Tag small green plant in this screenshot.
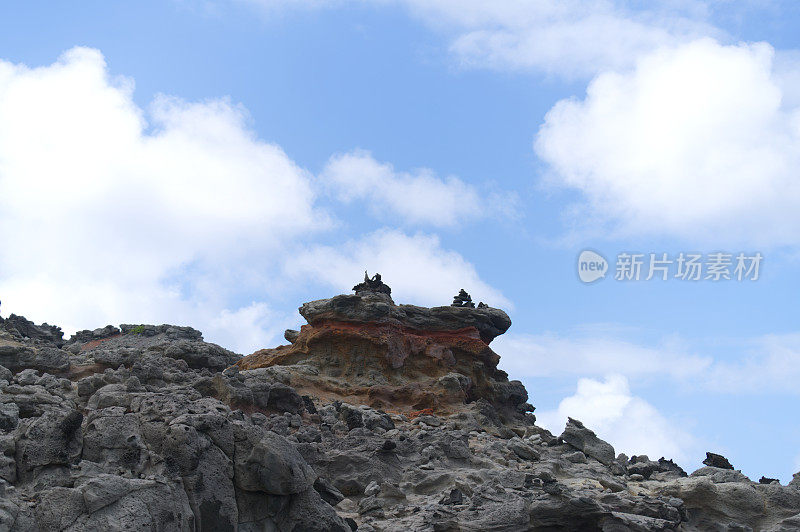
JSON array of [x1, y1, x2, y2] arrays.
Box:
[[129, 325, 146, 335]]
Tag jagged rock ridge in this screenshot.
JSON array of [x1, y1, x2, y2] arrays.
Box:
[[2, 280, 800, 531]]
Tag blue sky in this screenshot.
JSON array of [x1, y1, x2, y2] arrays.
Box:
[[2, 1, 800, 481]]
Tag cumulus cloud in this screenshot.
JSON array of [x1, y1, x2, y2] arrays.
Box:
[[493, 330, 711, 381], [286, 228, 511, 308], [0, 47, 507, 353], [321, 150, 514, 227], [536, 38, 800, 246], [0, 47, 328, 350], [231, 1, 800, 247], [536, 374, 696, 463]]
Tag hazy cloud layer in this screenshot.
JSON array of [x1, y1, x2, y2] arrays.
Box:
[[705, 333, 800, 394], [240, 0, 716, 78], [494, 330, 711, 380], [497, 327, 800, 397], [398, 0, 716, 77]]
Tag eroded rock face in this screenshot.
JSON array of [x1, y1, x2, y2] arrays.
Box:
[[0, 317, 348, 531], [236, 290, 528, 431], [2, 295, 800, 531]]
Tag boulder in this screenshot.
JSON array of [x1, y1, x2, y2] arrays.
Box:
[[560, 417, 615, 465], [235, 431, 316, 495], [275, 488, 351, 532], [0, 402, 19, 432], [703, 451, 734, 470], [16, 409, 83, 481]]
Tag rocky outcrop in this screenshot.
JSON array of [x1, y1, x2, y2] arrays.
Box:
[[2, 280, 800, 531], [236, 286, 527, 432], [0, 317, 350, 531], [0, 314, 65, 347], [703, 451, 735, 470]]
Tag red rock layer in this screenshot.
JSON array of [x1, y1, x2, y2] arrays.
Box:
[[235, 319, 517, 418]]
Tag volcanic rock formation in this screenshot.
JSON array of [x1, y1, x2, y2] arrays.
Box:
[[2, 279, 800, 531], [236, 280, 531, 434]]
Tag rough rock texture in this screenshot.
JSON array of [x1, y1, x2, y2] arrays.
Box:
[[2, 285, 800, 531], [299, 292, 512, 344], [703, 452, 735, 470], [0, 317, 347, 531], [236, 290, 529, 428], [561, 417, 616, 465], [0, 314, 64, 347]]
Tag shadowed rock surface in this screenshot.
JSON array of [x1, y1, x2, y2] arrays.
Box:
[[703, 452, 735, 470], [2, 285, 800, 531]]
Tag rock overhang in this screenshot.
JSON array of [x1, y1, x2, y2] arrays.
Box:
[[299, 293, 511, 344], [234, 277, 525, 423]]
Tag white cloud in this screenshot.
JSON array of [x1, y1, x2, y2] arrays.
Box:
[[321, 150, 513, 227], [492, 323, 800, 399], [536, 38, 800, 246], [401, 0, 717, 77], [537, 374, 696, 463], [493, 330, 711, 381], [0, 47, 326, 351], [238, 0, 717, 78], [227, 1, 800, 247], [0, 47, 507, 353], [494, 327, 800, 396], [206, 302, 297, 354], [705, 333, 800, 394], [286, 228, 511, 308]]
